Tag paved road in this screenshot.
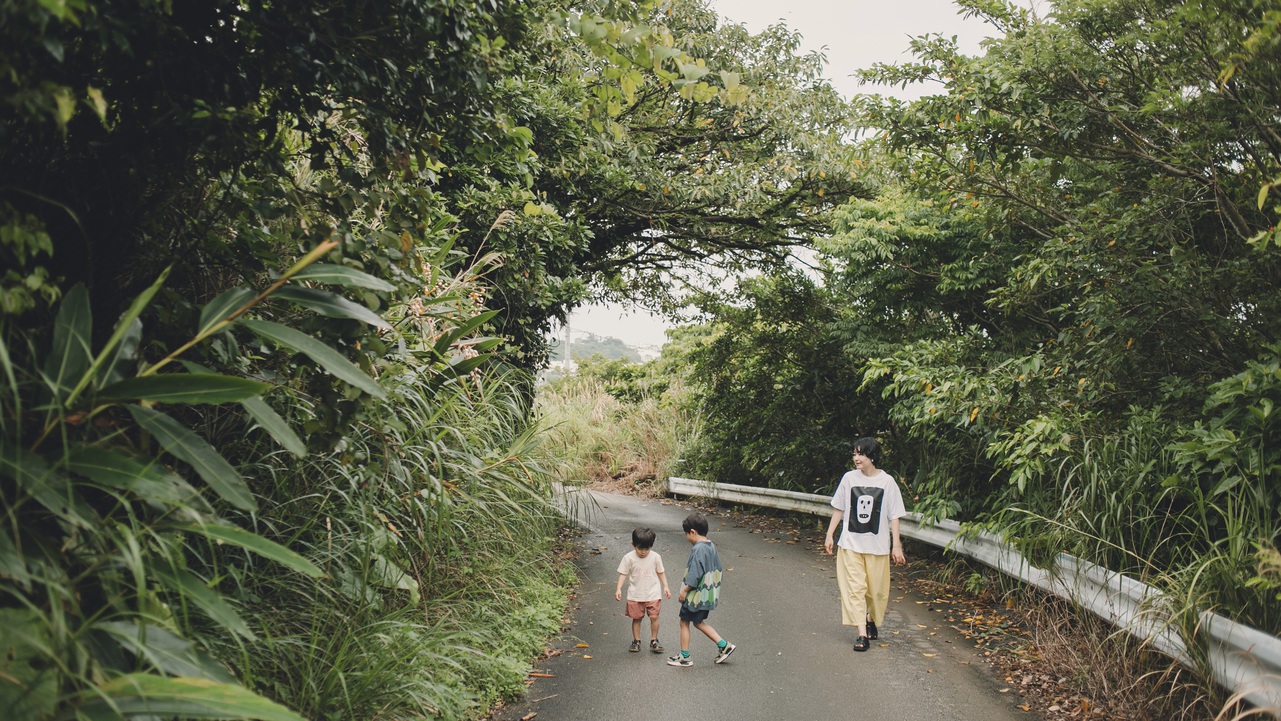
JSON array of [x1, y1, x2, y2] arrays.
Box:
[[492, 490, 1038, 721]]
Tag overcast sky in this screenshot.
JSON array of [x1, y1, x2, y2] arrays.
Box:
[[564, 0, 1033, 354]]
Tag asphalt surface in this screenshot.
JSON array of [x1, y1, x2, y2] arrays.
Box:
[[491, 490, 1039, 721]]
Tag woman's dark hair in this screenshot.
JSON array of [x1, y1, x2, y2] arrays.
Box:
[[632, 527, 657, 549], [682, 513, 709, 536], [852, 436, 882, 465]]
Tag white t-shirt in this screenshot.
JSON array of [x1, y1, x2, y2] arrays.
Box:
[[617, 550, 665, 601], [830, 469, 906, 555]]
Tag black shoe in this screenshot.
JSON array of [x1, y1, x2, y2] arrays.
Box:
[[853, 635, 869, 652], [866, 620, 878, 640]]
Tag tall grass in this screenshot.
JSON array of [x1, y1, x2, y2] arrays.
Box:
[[205, 245, 580, 721], [184, 365, 570, 721], [535, 373, 693, 492], [989, 405, 1279, 718]]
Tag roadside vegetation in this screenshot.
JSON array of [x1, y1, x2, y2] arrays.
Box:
[[4, 0, 1278, 719], [536, 350, 695, 494]]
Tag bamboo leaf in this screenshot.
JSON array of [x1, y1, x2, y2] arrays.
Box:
[[68, 268, 172, 408], [0, 441, 89, 524], [42, 283, 92, 404], [470, 337, 502, 353], [237, 319, 386, 399], [292, 263, 396, 291], [198, 288, 257, 337], [448, 354, 490, 376], [99, 374, 269, 405], [0, 611, 58, 718], [273, 286, 391, 329], [71, 674, 306, 721], [95, 621, 236, 682], [150, 569, 257, 640], [170, 522, 323, 578], [240, 396, 306, 457], [66, 446, 204, 506], [432, 310, 500, 356], [101, 317, 142, 387], [128, 406, 256, 512]]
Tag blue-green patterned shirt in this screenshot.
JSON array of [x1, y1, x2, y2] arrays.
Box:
[[682, 540, 723, 611]]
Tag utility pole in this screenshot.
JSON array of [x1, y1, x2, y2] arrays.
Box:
[[564, 318, 575, 373]]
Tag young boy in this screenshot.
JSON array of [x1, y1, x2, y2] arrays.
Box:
[[666, 513, 737, 667], [615, 527, 671, 653], [824, 436, 907, 653]]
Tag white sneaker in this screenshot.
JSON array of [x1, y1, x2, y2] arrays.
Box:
[[714, 642, 736, 664]]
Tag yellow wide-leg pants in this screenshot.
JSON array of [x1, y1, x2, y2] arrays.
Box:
[[835, 548, 891, 627]]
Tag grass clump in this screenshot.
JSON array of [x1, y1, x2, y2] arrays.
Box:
[[536, 354, 693, 494]]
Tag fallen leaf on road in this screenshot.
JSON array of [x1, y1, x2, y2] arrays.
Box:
[[582, 655, 593, 659], [522, 713, 538, 720], [529, 673, 555, 678], [922, 653, 937, 657], [575, 643, 589, 648], [1019, 705, 1031, 711]]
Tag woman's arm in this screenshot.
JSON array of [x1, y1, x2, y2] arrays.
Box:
[[890, 518, 905, 565], [824, 510, 843, 555]]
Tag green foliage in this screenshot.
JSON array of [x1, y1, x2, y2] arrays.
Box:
[[537, 351, 693, 489], [1246, 545, 1281, 601], [0, 208, 58, 315], [4, 0, 857, 716], [459, 0, 871, 364], [219, 357, 569, 720], [676, 0, 1281, 641], [679, 270, 877, 493], [849, 0, 1281, 633], [570, 353, 652, 400], [0, 255, 344, 718]]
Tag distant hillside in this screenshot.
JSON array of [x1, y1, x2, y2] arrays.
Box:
[[549, 332, 641, 363]]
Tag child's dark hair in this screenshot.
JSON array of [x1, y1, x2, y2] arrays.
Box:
[[682, 513, 709, 536], [632, 527, 656, 549], [852, 436, 882, 465]]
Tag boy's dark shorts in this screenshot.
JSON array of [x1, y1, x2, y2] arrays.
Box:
[[678, 606, 711, 624]]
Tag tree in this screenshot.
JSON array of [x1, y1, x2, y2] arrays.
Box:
[[434, 0, 871, 365], [681, 269, 876, 492], [837, 0, 1281, 627], [1, 0, 536, 332], [858, 0, 1281, 411]]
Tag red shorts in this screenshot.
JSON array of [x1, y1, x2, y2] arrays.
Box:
[[625, 599, 661, 620]]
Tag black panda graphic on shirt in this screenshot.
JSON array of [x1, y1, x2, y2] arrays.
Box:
[[845, 486, 885, 535]]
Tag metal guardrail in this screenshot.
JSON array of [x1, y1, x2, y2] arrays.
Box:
[[667, 477, 1281, 716]]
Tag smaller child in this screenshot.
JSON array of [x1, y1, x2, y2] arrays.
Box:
[[615, 527, 671, 653], [667, 513, 737, 667]]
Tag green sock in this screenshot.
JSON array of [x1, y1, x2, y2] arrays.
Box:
[[717, 640, 727, 650], [681, 650, 690, 658]]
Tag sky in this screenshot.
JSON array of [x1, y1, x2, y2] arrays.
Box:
[[562, 0, 1037, 355]]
